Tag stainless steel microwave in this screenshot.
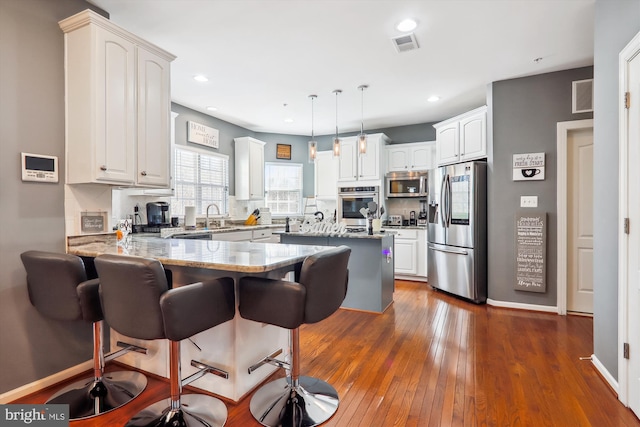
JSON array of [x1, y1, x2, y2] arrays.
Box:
[[385, 171, 428, 198]]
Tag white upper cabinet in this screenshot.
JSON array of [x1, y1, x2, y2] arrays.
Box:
[[337, 133, 390, 183], [386, 141, 435, 172], [234, 137, 265, 200], [315, 150, 339, 200], [60, 10, 175, 186], [433, 106, 487, 166], [136, 46, 172, 187]]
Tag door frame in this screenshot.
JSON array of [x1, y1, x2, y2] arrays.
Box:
[[556, 119, 593, 315], [618, 29, 640, 409]]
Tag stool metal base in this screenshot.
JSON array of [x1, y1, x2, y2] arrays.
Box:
[[249, 376, 339, 427], [124, 394, 228, 427], [46, 371, 147, 420]]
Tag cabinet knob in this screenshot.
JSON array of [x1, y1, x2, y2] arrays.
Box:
[[140, 171, 147, 176], [100, 165, 107, 171]]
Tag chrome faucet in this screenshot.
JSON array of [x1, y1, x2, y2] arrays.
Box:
[[205, 203, 221, 229]]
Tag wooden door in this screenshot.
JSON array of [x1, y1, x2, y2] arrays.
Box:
[[567, 127, 594, 314]]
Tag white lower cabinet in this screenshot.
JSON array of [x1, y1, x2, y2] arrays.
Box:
[[395, 239, 418, 274], [388, 228, 427, 281]]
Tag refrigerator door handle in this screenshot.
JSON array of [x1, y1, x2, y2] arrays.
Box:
[[445, 174, 452, 227], [428, 244, 468, 256], [440, 176, 445, 225]]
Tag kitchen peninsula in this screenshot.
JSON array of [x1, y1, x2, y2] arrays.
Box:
[[279, 230, 395, 313], [67, 233, 332, 402]]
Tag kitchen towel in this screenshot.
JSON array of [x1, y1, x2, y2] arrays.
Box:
[[185, 206, 196, 228]]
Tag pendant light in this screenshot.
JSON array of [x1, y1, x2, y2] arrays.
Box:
[[357, 84, 368, 155], [332, 89, 342, 157], [308, 94, 318, 163]]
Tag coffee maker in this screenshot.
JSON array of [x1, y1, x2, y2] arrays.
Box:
[[418, 199, 428, 226], [146, 202, 170, 226]]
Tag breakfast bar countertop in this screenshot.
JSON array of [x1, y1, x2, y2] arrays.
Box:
[[67, 233, 330, 273]]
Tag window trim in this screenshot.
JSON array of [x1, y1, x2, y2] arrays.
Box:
[[264, 161, 304, 217], [171, 144, 229, 217]]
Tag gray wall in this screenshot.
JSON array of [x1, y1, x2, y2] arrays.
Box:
[[593, 0, 640, 380], [173, 103, 438, 199], [487, 67, 593, 306], [0, 0, 107, 394]]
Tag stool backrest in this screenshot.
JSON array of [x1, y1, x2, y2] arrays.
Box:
[[20, 251, 85, 321], [95, 254, 168, 340], [299, 246, 351, 324]]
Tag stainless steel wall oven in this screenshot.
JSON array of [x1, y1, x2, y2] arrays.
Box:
[[337, 186, 379, 227]]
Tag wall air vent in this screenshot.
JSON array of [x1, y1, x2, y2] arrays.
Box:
[[391, 33, 419, 53], [572, 79, 593, 113]]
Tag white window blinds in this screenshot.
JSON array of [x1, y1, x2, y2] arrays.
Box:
[[171, 147, 229, 216], [264, 162, 303, 216]]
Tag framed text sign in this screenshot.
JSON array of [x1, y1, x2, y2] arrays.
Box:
[[276, 144, 291, 160], [81, 211, 107, 234], [515, 212, 547, 292], [187, 121, 219, 149], [513, 152, 545, 181]]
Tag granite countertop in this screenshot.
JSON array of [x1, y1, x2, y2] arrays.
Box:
[[381, 225, 428, 230], [159, 223, 285, 238], [67, 234, 330, 273], [277, 230, 393, 239]]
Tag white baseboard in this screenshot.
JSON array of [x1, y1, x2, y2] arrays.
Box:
[[591, 353, 619, 395], [486, 298, 558, 313], [0, 360, 93, 404]]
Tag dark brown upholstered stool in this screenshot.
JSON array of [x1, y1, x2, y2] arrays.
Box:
[[20, 251, 147, 420], [239, 246, 351, 427], [95, 254, 235, 427]]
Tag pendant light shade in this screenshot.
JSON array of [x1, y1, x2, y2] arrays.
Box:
[[357, 85, 368, 155], [308, 94, 317, 163], [332, 89, 342, 157]]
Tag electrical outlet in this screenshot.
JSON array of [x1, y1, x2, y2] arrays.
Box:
[[520, 196, 538, 208]]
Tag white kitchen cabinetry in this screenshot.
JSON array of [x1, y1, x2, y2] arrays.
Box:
[[338, 133, 390, 183], [388, 228, 428, 281], [315, 151, 339, 200], [60, 10, 175, 186], [433, 106, 487, 166], [386, 142, 435, 173], [234, 137, 265, 200]]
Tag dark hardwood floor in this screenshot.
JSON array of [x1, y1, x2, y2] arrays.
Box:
[[12, 280, 640, 426]]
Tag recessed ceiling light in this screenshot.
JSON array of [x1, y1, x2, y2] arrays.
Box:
[[206, 106, 217, 111], [397, 19, 417, 32], [427, 96, 440, 103], [284, 118, 294, 123], [193, 75, 209, 82]]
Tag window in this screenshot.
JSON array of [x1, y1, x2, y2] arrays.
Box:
[[264, 162, 303, 216], [171, 146, 229, 216]]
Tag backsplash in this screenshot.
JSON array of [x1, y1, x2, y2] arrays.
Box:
[[66, 184, 340, 236]]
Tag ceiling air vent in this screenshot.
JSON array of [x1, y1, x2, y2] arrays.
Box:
[[572, 79, 593, 113], [392, 33, 419, 53]]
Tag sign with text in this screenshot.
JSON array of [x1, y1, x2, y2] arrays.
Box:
[[80, 212, 107, 233], [515, 212, 546, 292], [187, 121, 219, 149], [513, 152, 545, 181]]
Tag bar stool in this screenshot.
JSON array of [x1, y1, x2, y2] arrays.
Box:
[[20, 251, 147, 420], [94, 254, 235, 427], [239, 245, 351, 427]]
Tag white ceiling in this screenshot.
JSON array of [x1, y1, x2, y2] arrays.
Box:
[[86, 0, 594, 137]]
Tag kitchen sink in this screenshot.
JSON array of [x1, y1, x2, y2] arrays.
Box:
[[169, 227, 234, 240]]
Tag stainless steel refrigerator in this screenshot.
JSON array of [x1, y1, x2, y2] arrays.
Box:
[[427, 161, 487, 303]]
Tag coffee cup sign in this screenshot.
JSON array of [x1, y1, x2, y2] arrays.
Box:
[[513, 153, 545, 181]]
